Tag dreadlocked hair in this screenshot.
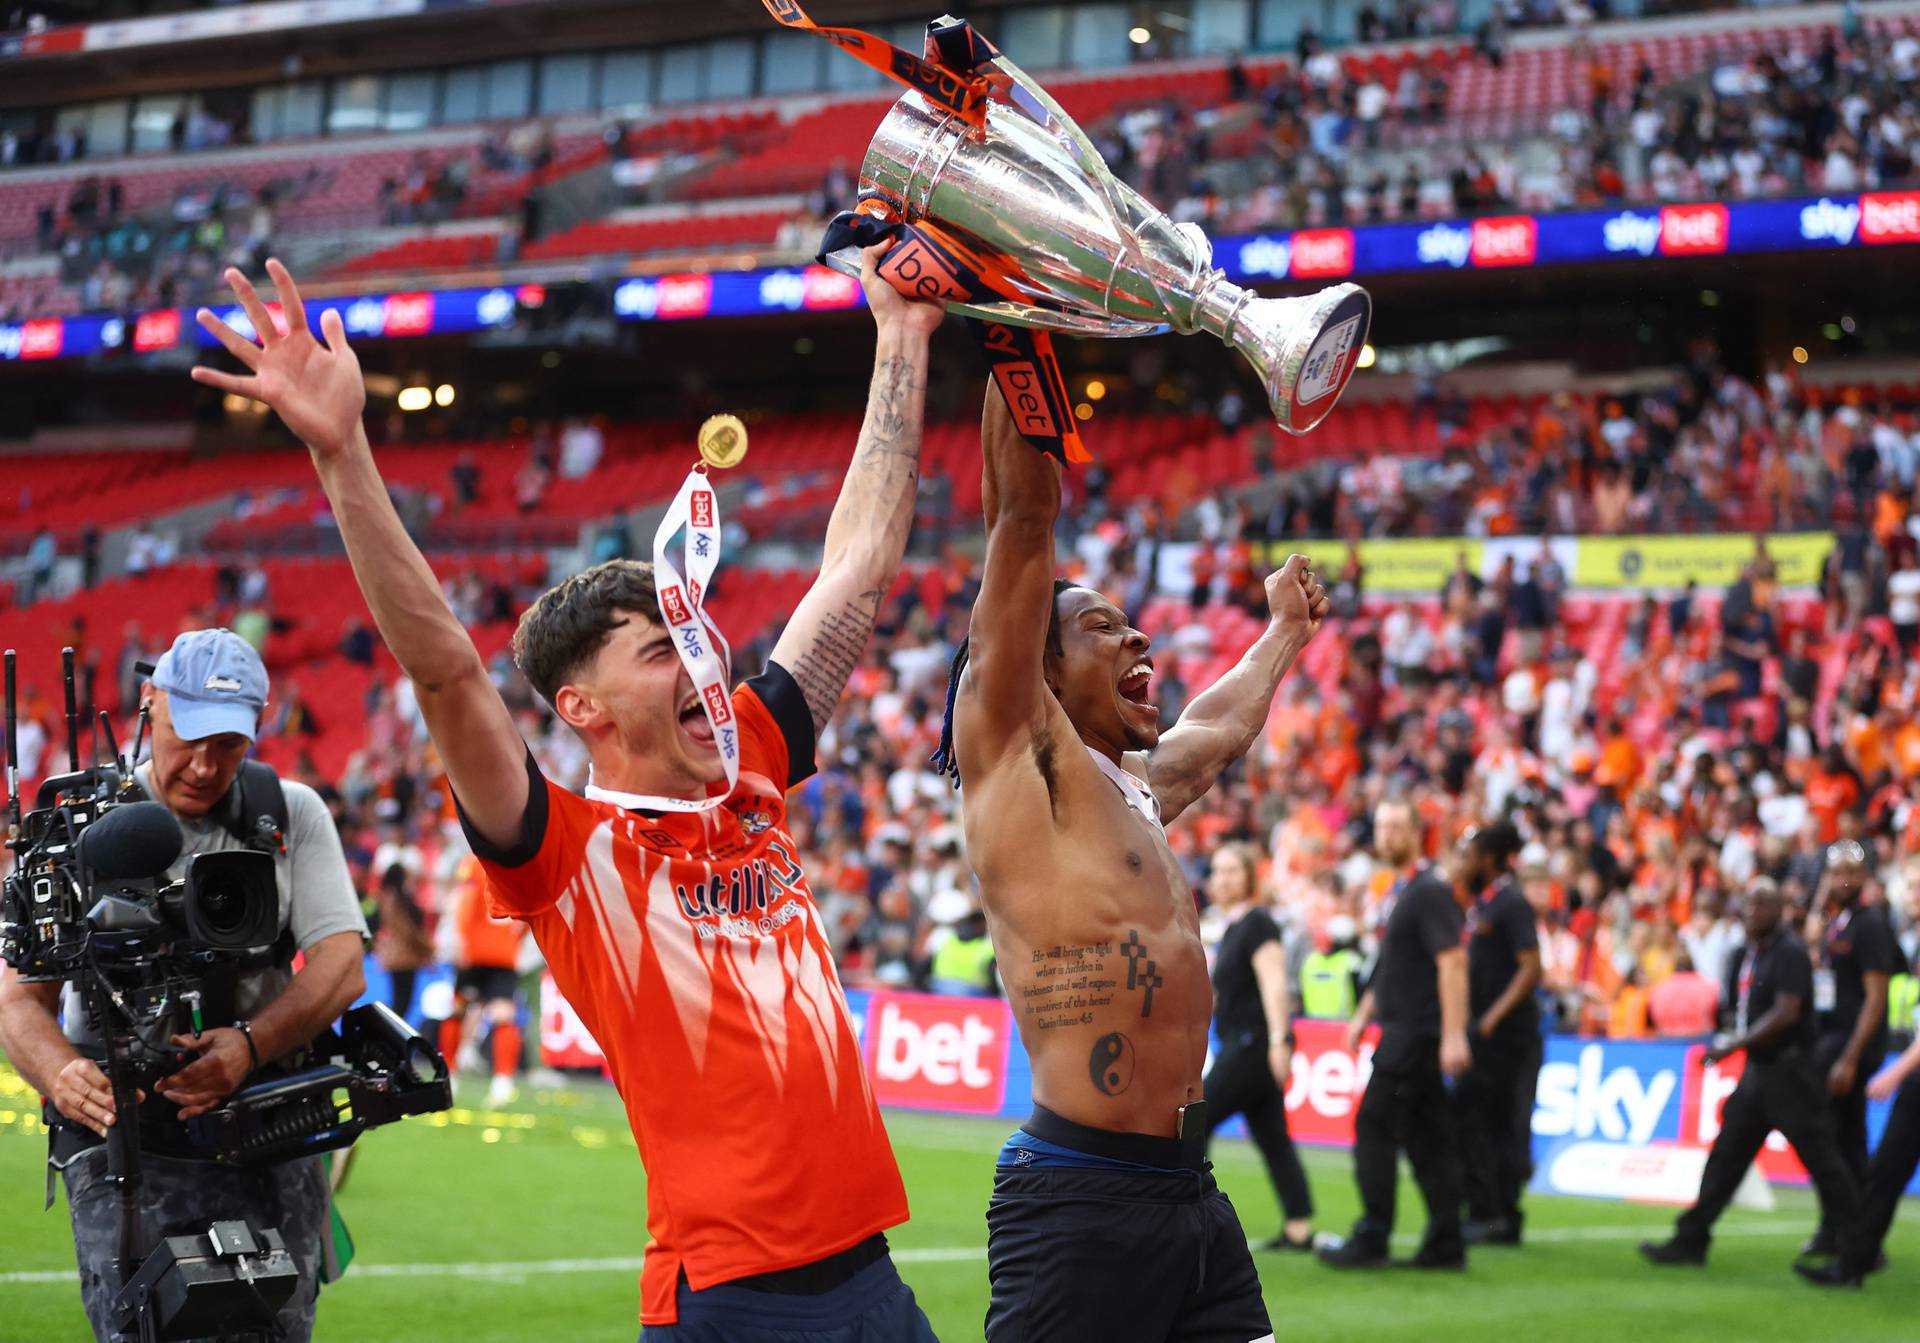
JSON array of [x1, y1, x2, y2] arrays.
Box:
[[931, 579, 1078, 787]]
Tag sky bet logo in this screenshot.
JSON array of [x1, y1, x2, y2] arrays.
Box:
[[1800, 196, 1861, 245], [1236, 236, 1292, 279], [1415, 222, 1472, 268], [1533, 1043, 1678, 1145], [868, 995, 1008, 1113], [1603, 211, 1663, 257], [1861, 190, 1920, 243], [659, 585, 693, 626], [1605, 204, 1728, 257]]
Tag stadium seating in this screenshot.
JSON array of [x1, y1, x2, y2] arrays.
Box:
[[519, 206, 790, 263], [330, 229, 509, 278]]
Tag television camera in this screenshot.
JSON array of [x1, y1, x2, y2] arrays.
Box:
[[1, 648, 451, 1341]]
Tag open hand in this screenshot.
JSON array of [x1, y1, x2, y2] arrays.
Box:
[[1266, 554, 1330, 642], [155, 1029, 253, 1120], [191, 259, 367, 461], [1867, 1067, 1904, 1102]]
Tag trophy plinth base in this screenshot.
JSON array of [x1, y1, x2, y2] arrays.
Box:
[[1196, 280, 1373, 436]]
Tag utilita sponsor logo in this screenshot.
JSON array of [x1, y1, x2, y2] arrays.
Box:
[[1288, 229, 1354, 278], [1799, 196, 1861, 245], [1415, 222, 1472, 268], [867, 995, 1008, 1113], [1533, 1043, 1678, 1145], [1660, 202, 1729, 255], [1861, 190, 1920, 244], [1470, 216, 1538, 267]]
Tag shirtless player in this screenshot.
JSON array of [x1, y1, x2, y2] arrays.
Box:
[[939, 384, 1328, 1343]]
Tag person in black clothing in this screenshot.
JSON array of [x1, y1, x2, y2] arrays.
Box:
[[1641, 880, 1864, 1271], [1802, 841, 1899, 1261], [1202, 842, 1316, 1252], [1800, 1026, 1920, 1286], [1320, 833, 1472, 1271], [1455, 823, 1541, 1246]]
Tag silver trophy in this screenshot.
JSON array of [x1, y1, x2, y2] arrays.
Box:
[[820, 41, 1373, 435]]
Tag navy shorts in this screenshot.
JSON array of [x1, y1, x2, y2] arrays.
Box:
[[985, 1107, 1272, 1343], [639, 1255, 939, 1342]]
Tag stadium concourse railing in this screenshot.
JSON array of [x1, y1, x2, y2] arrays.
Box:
[[4, 188, 1920, 363], [353, 960, 1920, 1205]]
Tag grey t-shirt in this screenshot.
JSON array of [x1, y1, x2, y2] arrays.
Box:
[[62, 763, 367, 1048]]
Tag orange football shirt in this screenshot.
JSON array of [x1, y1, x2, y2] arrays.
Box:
[[463, 669, 907, 1325], [451, 854, 522, 970]]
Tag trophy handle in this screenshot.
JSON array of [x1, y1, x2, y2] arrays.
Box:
[[974, 50, 1195, 333], [816, 246, 1168, 337]]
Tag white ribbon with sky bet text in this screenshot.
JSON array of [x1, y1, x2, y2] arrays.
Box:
[[584, 467, 739, 814]]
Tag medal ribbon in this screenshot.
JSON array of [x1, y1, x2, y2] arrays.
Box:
[[585, 467, 738, 814], [760, 0, 991, 129]]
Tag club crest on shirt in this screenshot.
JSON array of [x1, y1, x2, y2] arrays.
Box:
[[740, 809, 773, 836]]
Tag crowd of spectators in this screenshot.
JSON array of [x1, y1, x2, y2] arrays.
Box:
[[1248, 356, 1920, 545], [1108, 10, 1918, 235], [10, 167, 330, 319]]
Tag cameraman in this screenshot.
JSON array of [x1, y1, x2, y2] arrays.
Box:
[[0, 629, 367, 1343]]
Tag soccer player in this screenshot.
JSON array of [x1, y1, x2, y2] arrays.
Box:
[[937, 383, 1327, 1343], [191, 257, 945, 1340], [446, 851, 528, 1108]]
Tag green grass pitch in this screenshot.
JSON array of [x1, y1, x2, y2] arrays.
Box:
[[2, 1069, 1915, 1341]]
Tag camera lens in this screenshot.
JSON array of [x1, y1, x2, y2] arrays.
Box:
[[197, 880, 243, 936]]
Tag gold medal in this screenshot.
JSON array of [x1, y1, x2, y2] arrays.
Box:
[[697, 414, 749, 469]]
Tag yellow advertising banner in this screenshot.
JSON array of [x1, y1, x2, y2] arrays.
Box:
[[1264, 539, 1481, 593], [1571, 533, 1833, 589]]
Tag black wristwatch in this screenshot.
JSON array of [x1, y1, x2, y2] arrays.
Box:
[[234, 1019, 261, 1070]]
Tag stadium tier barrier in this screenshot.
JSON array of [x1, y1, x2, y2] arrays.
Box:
[[351, 963, 1918, 1204]]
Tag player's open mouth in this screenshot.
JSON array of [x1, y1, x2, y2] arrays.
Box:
[[678, 698, 715, 747], [1117, 659, 1157, 713]]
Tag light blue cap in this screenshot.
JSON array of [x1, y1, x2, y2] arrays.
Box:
[[149, 629, 269, 742]]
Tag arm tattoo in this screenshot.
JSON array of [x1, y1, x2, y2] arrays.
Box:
[[789, 586, 885, 734], [1090, 1032, 1135, 1095], [1021, 941, 1117, 1031], [862, 354, 924, 463]]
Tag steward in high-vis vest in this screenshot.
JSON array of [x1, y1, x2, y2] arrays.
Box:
[[930, 908, 999, 997], [1300, 919, 1363, 1021]]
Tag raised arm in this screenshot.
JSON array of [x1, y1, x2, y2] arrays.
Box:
[[771, 243, 942, 735], [191, 261, 528, 850], [951, 380, 1063, 782], [1148, 555, 1329, 824]]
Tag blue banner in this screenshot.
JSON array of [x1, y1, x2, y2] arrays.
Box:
[[7, 191, 1918, 363]]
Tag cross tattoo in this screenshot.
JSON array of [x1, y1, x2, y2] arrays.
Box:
[[1120, 929, 1162, 1019]]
